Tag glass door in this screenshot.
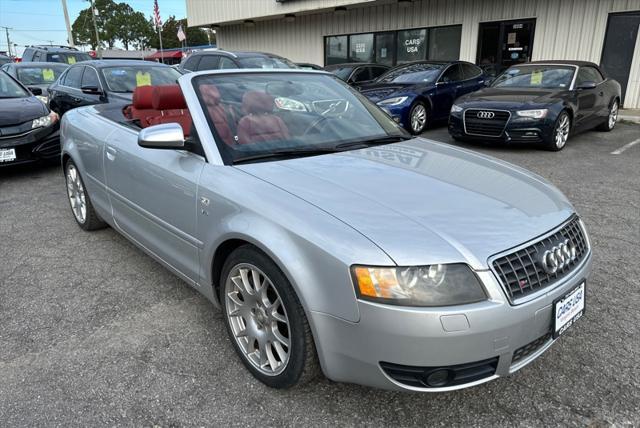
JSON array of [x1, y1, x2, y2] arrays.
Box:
[[477, 19, 536, 77], [601, 12, 640, 104]]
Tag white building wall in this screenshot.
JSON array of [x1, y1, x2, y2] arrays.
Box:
[[199, 0, 640, 108]]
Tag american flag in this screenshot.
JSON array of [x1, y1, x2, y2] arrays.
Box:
[[153, 0, 162, 29]]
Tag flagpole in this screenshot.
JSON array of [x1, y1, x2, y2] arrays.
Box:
[[157, 25, 163, 64]]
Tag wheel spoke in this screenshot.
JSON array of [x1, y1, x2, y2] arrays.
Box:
[[265, 344, 279, 370], [273, 341, 288, 362]]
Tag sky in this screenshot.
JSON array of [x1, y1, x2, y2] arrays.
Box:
[[0, 0, 187, 56]]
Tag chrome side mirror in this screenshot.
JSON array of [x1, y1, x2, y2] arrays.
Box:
[[138, 123, 186, 150]]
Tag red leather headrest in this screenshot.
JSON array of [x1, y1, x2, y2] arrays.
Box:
[[152, 84, 187, 110], [200, 84, 221, 106], [132, 85, 154, 109], [242, 91, 274, 114]]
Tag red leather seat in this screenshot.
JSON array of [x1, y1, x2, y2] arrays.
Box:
[[199, 84, 235, 146], [146, 85, 192, 137], [131, 85, 156, 127], [237, 91, 289, 145]]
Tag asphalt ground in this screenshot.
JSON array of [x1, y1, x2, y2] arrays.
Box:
[[0, 123, 639, 427]]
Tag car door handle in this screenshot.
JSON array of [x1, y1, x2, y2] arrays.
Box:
[[106, 146, 117, 161]]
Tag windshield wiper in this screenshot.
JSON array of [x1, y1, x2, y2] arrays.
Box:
[[233, 147, 338, 164], [333, 135, 411, 150]]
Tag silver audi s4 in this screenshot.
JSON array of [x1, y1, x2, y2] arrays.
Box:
[[60, 69, 590, 391]]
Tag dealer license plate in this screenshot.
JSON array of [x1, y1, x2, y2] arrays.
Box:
[[0, 148, 16, 163], [553, 282, 585, 338]]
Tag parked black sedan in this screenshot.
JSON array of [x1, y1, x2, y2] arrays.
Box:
[[324, 63, 390, 87], [1, 62, 69, 105], [0, 70, 59, 166], [448, 61, 621, 151], [48, 60, 181, 116]]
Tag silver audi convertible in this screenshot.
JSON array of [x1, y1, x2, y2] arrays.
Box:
[[60, 69, 590, 391]]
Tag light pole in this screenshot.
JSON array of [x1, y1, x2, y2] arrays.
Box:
[[90, 0, 102, 58], [61, 0, 75, 47]]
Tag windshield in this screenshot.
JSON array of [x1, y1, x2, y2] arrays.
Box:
[[17, 65, 68, 85], [326, 66, 354, 81], [46, 52, 92, 64], [0, 72, 29, 98], [102, 66, 182, 93], [492, 65, 575, 89], [237, 56, 298, 69], [378, 62, 445, 84], [193, 72, 407, 164]]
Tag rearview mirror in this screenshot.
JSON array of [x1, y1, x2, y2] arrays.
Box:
[[577, 81, 597, 90], [28, 87, 43, 96], [138, 123, 186, 150], [81, 85, 103, 95]]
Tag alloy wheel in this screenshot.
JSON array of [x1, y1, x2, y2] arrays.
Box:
[[555, 114, 570, 149], [225, 263, 291, 376], [410, 104, 427, 133], [66, 164, 87, 224], [608, 101, 618, 129]]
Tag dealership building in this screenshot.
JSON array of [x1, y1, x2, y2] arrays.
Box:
[[186, 0, 640, 108]]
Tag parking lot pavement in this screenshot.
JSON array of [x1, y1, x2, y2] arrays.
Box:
[[0, 124, 639, 427]]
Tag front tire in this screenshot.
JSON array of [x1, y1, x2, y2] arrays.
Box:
[[544, 111, 570, 151], [64, 159, 106, 231], [408, 101, 429, 134], [220, 245, 319, 389], [597, 99, 618, 131]]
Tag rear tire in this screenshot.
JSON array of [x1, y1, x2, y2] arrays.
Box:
[[64, 159, 107, 231], [220, 245, 320, 389], [596, 99, 618, 131], [543, 111, 570, 151]]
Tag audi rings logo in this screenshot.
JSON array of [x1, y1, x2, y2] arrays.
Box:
[[540, 239, 577, 274], [477, 111, 495, 119]]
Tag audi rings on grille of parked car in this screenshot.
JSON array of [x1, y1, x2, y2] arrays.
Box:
[[476, 111, 495, 119], [541, 239, 577, 274]]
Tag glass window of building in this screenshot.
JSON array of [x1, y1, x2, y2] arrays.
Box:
[[397, 29, 427, 64], [375, 33, 395, 66], [349, 34, 374, 63], [326, 36, 348, 65], [427, 26, 462, 61]]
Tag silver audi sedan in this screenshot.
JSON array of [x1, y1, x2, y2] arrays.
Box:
[[60, 69, 590, 391]]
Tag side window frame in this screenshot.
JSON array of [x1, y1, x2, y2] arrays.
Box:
[[439, 64, 462, 83], [80, 66, 101, 89], [64, 65, 85, 89], [218, 56, 238, 70], [197, 55, 220, 71]]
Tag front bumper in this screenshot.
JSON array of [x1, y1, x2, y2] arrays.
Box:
[[448, 112, 555, 144], [309, 252, 591, 391], [0, 125, 60, 167]]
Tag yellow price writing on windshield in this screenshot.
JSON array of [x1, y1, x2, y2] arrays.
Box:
[[42, 68, 55, 81], [136, 71, 152, 87], [67, 56, 76, 64], [530, 70, 543, 85]]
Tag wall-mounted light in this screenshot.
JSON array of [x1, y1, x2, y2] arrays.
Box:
[[284, 14, 296, 23], [244, 20, 255, 28], [334, 6, 347, 16], [398, 0, 412, 7]]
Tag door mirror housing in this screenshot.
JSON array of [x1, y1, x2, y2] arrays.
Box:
[[81, 85, 103, 95], [576, 81, 597, 90], [138, 123, 186, 150], [28, 86, 43, 96]]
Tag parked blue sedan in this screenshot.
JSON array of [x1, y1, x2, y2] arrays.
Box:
[[360, 61, 486, 134]]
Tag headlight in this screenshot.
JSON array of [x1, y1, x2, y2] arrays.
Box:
[[516, 109, 548, 119], [352, 264, 486, 306], [36, 95, 49, 105], [450, 104, 463, 113], [377, 96, 408, 106], [31, 112, 58, 129]]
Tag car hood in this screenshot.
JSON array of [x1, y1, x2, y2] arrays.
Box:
[[236, 139, 574, 269], [457, 87, 566, 107], [359, 82, 418, 103], [0, 96, 48, 126]]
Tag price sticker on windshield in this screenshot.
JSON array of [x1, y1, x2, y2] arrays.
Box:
[[42, 68, 55, 81], [136, 71, 152, 87], [67, 56, 76, 64], [530, 70, 543, 85]]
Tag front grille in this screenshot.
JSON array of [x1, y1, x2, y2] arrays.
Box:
[[491, 216, 589, 302], [512, 331, 553, 365], [463, 109, 510, 137], [380, 357, 498, 389]]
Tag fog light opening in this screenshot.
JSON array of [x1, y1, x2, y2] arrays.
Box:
[[424, 368, 453, 387]]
